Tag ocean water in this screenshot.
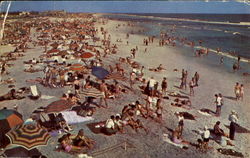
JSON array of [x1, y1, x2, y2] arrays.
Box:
[[103, 13, 250, 61]]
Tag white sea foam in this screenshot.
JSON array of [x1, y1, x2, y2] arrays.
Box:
[[112, 13, 250, 27]]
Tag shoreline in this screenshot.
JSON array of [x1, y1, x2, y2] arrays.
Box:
[[100, 13, 250, 64], [0, 14, 249, 158]]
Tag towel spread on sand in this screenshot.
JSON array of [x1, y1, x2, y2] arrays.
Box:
[[61, 111, 94, 124], [41, 95, 55, 100], [78, 154, 93, 158], [162, 133, 188, 148], [198, 110, 212, 116]]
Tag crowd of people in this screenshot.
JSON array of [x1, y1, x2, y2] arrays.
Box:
[[0, 13, 248, 158]]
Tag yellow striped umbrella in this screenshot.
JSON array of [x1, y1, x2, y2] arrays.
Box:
[[6, 124, 51, 150]]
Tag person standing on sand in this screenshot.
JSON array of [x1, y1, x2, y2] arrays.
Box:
[[240, 84, 244, 101], [148, 77, 156, 96], [129, 72, 136, 89], [175, 112, 184, 137], [189, 78, 195, 96], [74, 77, 81, 97], [228, 110, 238, 140], [194, 72, 199, 86], [99, 80, 108, 108], [161, 77, 167, 96], [215, 93, 223, 117], [234, 82, 241, 100]]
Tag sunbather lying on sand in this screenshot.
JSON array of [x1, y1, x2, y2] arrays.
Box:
[[0, 89, 25, 101], [149, 64, 166, 72], [171, 98, 191, 109]]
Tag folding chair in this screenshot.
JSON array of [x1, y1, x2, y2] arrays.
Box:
[[30, 85, 41, 99]]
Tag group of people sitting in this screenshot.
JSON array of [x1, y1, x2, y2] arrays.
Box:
[[101, 100, 164, 135], [58, 129, 95, 153]]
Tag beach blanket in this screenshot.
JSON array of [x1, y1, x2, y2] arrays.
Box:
[[78, 154, 93, 158], [162, 133, 188, 149], [105, 72, 126, 81], [41, 95, 55, 100], [61, 111, 94, 125], [198, 110, 212, 116]]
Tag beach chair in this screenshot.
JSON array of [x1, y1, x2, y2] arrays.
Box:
[[30, 85, 41, 99]]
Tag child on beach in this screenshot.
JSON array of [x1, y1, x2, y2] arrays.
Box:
[[234, 82, 241, 100]]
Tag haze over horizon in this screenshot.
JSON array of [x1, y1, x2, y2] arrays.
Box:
[[1, 1, 250, 14]]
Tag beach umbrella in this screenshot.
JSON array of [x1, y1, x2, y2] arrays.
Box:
[[0, 109, 24, 134], [6, 124, 51, 150], [105, 72, 127, 81], [69, 64, 86, 72], [57, 50, 68, 56], [80, 52, 94, 59], [91, 66, 109, 80], [3, 147, 42, 157], [47, 49, 60, 54], [45, 99, 73, 113], [82, 88, 104, 98]]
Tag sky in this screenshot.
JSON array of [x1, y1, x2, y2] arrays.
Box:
[[2, 1, 250, 14]]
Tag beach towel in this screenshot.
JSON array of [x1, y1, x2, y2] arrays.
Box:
[[41, 95, 55, 100], [61, 111, 94, 125], [162, 133, 188, 149], [78, 154, 93, 158], [198, 110, 212, 116]]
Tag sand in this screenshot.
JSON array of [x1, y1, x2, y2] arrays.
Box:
[[0, 14, 249, 158]]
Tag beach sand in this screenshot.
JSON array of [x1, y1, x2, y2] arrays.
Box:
[[0, 14, 249, 158]]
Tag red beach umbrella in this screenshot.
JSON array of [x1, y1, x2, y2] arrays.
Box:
[[45, 100, 73, 113], [80, 52, 94, 59]]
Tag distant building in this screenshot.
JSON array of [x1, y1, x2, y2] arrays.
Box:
[[19, 11, 30, 16]]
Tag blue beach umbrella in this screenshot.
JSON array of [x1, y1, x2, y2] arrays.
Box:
[[91, 66, 109, 80]]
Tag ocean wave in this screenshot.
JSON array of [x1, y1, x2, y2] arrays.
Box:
[[194, 46, 249, 63], [233, 32, 241, 35]]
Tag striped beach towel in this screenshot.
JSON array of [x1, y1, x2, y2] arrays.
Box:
[[82, 88, 104, 98], [105, 72, 126, 81]]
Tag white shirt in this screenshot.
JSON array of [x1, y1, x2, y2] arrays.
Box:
[[149, 79, 156, 88], [229, 114, 238, 123], [64, 74, 69, 81], [217, 97, 222, 106], [114, 119, 122, 127], [105, 119, 115, 129], [203, 129, 210, 139], [178, 115, 184, 122]]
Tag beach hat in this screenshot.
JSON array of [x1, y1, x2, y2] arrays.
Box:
[[116, 113, 121, 118], [131, 102, 135, 105], [231, 110, 237, 114]]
